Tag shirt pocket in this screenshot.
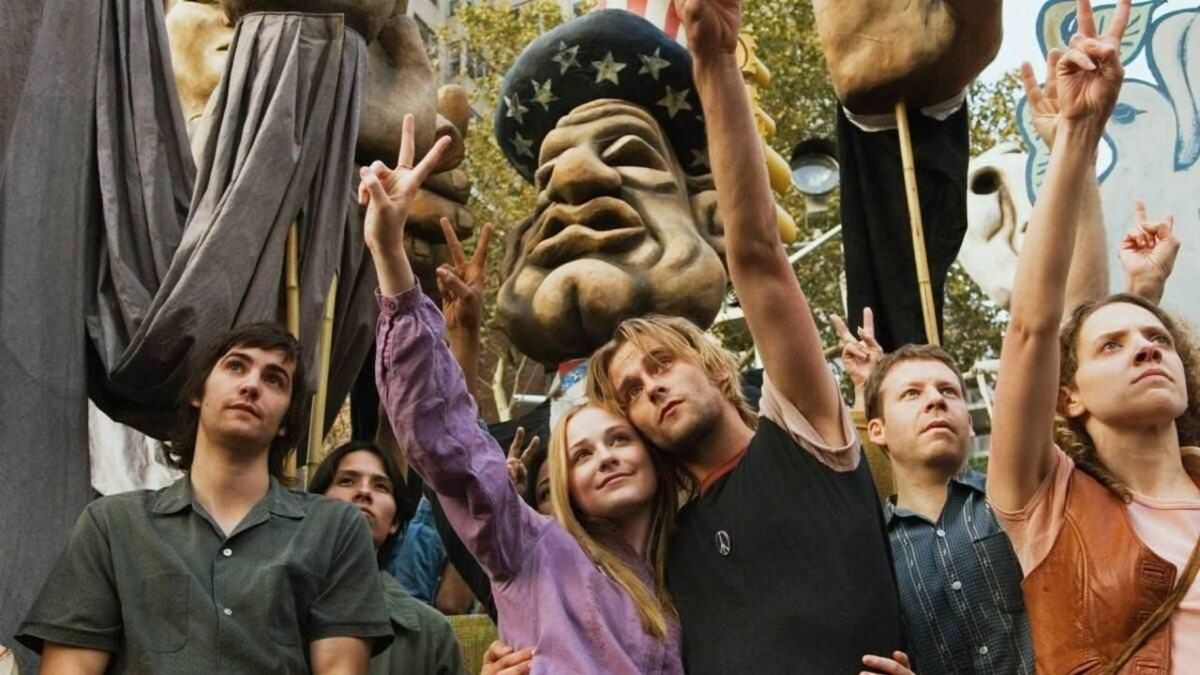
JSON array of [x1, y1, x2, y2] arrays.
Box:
[[970, 529, 1027, 615], [137, 573, 189, 652]]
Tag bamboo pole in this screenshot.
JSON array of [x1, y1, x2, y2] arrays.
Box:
[[286, 222, 301, 337], [283, 222, 301, 483], [894, 101, 941, 346], [305, 273, 339, 483]]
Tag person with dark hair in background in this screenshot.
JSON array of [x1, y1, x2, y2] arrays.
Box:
[[310, 440, 467, 675], [17, 323, 392, 674]]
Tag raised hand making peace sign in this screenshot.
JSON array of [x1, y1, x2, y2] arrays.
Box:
[[1053, 0, 1130, 127], [1021, 49, 1064, 149], [503, 426, 542, 498], [436, 216, 494, 334], [831, 308, 884, 401], [361, 113, 452, 296]]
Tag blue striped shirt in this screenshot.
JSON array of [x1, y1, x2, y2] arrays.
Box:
[[885, 471, 1035, 674]]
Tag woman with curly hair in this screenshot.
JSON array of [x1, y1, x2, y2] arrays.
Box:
[[987, 1, 1200, 672]]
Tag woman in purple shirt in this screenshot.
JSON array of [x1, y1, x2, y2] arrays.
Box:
[[358, 115, 684, 674]]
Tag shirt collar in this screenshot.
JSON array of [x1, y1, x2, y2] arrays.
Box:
[[151, 475, 305, 520], [152, 475, 193, 515], [884, 469, 986, 526], [381, 571, 422, 633]]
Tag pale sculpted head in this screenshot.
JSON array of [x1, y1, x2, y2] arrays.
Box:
[[959, 143, 1032, 309], [495, 100, 727, 365]]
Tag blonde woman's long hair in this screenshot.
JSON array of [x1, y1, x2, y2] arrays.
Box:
[[547, 402, 680, 639]]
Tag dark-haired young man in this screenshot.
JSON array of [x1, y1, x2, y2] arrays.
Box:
[[310, 441, 467, 675], [17, 323, 392, 674]]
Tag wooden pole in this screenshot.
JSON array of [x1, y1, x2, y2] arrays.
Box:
[[305, 273, 339, 484], [286, 222, 301, 337], [283, 222, 301, 483], [894, 101, 941, 346]]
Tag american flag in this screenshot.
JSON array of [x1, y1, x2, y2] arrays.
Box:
[[594, 0, 687, 44]]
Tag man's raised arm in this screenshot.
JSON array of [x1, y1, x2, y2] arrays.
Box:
[[678, 0, 846, 445]]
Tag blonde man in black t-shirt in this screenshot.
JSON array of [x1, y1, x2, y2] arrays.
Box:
[[580, 1, 909, 672]]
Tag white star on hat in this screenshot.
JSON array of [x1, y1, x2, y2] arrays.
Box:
[[657, 85, 692, 118], [531, 79, 558, 111], [638, 48, 671, 81], [513, 132, 535, 159], [552, 42, 581, 75], [592, 51, 627, 86], [505, 94, 529, 125]]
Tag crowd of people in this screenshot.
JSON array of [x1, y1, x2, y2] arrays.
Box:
[[11, 0, 1199, 673]]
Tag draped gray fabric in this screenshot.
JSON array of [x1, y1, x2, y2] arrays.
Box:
[[0, 0, 45, 161], [1, 5, 375, 667], [96, 12, 367, 439], [1, 1, 136, 665]]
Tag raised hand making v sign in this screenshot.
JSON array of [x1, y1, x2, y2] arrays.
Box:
[[361, 113, 453, 297]]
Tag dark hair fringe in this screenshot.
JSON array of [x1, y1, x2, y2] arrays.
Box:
[[167, 322, 306, 484]]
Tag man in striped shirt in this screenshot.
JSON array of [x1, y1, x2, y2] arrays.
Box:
[[858, 344, 1035, 675]]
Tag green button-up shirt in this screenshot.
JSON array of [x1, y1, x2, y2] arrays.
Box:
[[17, 476, 392, 673], [370, 572, 466, 675]]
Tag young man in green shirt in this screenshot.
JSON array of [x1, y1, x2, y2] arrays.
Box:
[[18, 323, 392, 674]]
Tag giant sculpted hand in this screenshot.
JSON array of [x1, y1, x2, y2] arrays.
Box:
[[813, 0, 1002, 114]]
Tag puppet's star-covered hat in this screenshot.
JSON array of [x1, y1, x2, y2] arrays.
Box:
[[494, 9, 708, 183]]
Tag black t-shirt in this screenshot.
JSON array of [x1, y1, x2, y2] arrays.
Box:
[[667, 416, 903, 674]]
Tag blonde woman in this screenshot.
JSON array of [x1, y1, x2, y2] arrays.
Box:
[[360, 114, 683, 674]]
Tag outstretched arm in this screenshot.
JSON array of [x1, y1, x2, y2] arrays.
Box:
[[678, 0, 846, 445], [366, 117, 542, 582], [988, 0, 1130, 512], [1021, 52, 1111, 310]]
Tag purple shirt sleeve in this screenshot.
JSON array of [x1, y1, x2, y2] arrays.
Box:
[[375, 285, 545, 584]]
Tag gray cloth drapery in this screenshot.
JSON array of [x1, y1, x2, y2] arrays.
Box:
[[95, 12, 367, 438], [1, 4, 379, 667]]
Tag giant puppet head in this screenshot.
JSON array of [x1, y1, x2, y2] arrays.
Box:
[[812, 0, 1003, 114], [493, 10, 728, 366], [164, 0, 471, 265]]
